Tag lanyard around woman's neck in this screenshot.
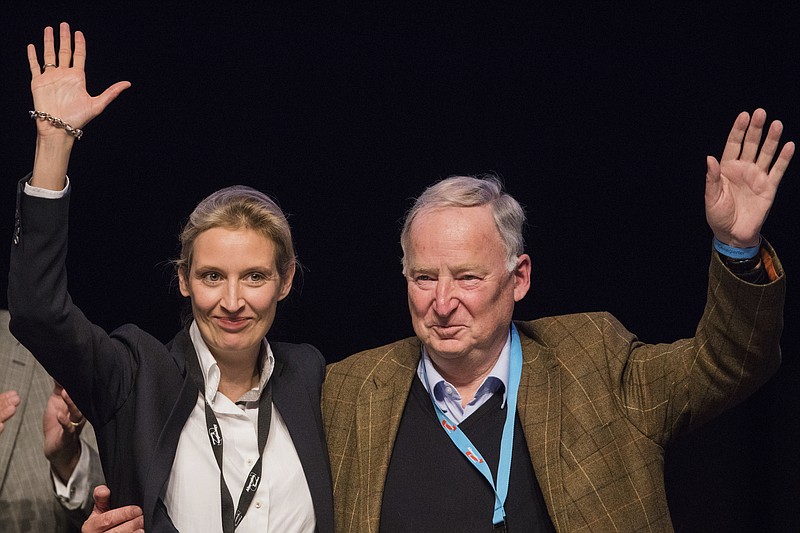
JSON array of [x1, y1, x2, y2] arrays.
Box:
[[421, 324, 522, 531], [184, 347, 273, 533]]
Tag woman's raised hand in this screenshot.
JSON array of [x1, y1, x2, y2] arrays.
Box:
[[27, 22, 130, 138]]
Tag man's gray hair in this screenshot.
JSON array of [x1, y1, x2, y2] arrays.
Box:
[[400, 174, 526, 274]]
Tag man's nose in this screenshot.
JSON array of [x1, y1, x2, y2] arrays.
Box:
[[433, 279, 458, 316]]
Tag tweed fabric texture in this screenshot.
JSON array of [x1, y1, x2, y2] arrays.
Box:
[[322, 248, 784, 532]]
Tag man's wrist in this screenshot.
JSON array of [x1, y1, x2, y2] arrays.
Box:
[[713, 236, 769, 284], [49, 441, 82, 484], [52, 439, 93, 511], [712, 235, 761, 259]]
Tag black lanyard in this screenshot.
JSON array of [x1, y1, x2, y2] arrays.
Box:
[[185, 348, 273, 532]]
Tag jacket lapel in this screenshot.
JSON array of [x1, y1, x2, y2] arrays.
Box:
[[354, 341, 420, 529], [515, 326, 568, 531], [270, 354, 335, 533]]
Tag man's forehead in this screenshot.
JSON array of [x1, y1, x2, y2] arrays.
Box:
[[406, 260, 488, 274], [411, 205, 498, 237], [406, 206, 506, 271]]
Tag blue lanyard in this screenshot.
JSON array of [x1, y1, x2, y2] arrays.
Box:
[[421, 324, 522, 528]]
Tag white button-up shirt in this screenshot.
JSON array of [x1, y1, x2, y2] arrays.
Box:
[[163, 322, 315, 532]]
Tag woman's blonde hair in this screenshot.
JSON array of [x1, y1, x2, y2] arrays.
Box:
[[175, 185, 296, 281]]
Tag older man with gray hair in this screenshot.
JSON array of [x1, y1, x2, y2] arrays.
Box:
[[322, 108, 793, 531]]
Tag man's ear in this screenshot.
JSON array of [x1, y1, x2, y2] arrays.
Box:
[[512, 254, 531, 302]]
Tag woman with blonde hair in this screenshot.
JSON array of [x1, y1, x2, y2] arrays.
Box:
[[9, 23, 333, 533]]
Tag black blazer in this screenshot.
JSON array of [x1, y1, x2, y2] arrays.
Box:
[[8, 177, 334, 532]]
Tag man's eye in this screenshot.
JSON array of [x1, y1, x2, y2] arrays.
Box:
[[248, 273, 265, 282], [458, 275, 481, 287], [412, 275, 436, 289]]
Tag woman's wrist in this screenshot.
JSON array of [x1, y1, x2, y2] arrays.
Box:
[[32, 135, 73, 190], [30, 110, 84, 140]]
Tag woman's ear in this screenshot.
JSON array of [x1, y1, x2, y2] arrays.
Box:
[[178, 267, 191, 297], [278, 263, 296, 301]]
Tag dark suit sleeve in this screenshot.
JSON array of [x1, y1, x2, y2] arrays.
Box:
[[8, 175, 139, 427]]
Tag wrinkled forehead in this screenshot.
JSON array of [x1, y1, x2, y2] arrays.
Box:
[[410, 205, 501, 241], [406, 206, 506, 267]]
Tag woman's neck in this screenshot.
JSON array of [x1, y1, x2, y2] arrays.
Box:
[[213, 349, 261, 401]]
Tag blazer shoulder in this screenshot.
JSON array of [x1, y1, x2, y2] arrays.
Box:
[[270, 340, 326, 387], [515, 312, 628, 348], [271, 340, 325, 367], [326, 337, 420, 378]]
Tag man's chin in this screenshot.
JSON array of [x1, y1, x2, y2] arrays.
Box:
[[426, 338, 469, 361]]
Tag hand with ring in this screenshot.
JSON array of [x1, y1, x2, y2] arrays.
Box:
[[43, 381, 87, 483], [27, 21, 130, 138]]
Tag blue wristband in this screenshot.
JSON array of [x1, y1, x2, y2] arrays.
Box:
[[713, 236, 761, 259]]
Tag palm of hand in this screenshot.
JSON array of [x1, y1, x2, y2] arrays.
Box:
[[27, 23, 130, 137], [706, 159, 775, 247], [705, 109, 794, 248], [31, 69, 97, 131]]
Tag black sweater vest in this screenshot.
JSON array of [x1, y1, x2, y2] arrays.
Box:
[[380, 376, 556, 532]]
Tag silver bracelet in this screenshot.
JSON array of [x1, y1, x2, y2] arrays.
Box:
[[29, 110, 83, 140]]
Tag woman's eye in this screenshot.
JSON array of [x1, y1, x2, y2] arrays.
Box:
[[203, 272, 221, 282]]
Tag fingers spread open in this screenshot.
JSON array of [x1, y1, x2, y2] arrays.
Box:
[[739, 108, 767, 162], [720, 111, 750, 162], [58, 22, 72, 69], [27, 43, 41, 78], [93, 81, 133, 113], [73, 30, 87, 70], [42, 26, 56, 67], [756, 120, 784, 172], [704, 155, 723, 207], [767, 141, 796, 186], [705, 155, 721, 183]]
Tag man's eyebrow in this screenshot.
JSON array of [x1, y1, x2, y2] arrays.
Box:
[[407, 264, 486, 274]]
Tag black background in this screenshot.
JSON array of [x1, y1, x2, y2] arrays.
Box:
[[2, 2, 798, 530]]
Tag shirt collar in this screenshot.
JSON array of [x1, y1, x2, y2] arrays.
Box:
[[416, 328, 511, 409], [188, 321, 274, 406]]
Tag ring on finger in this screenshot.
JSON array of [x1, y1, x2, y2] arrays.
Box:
[[41, 63, 57, 73], [69, 418, 83, 427]]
